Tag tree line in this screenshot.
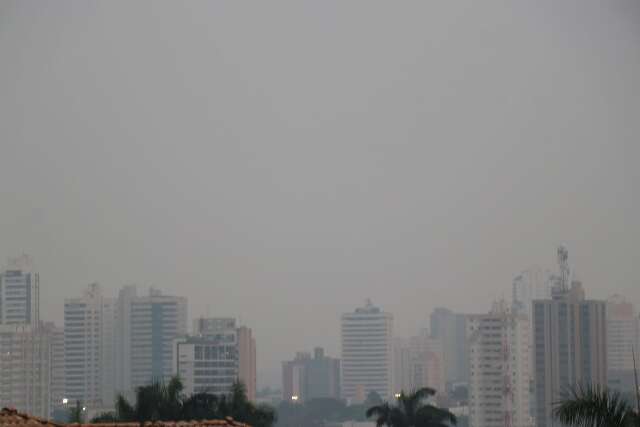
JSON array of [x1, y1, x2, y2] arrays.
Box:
[[72, 377, 275, 427]]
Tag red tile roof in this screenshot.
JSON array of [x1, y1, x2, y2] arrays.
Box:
[[0, 409, 250, 427], [0, 408, 64, 426]]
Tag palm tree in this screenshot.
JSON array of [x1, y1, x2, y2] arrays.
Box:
[[217, 381, 276, 427], [105, 377, 275, 426], [367, 402, 406, 427], [554, 384, 639, 427], [366, 388, 457, 427], [115, 376, 184, 422]]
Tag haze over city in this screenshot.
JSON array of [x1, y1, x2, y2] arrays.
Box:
[[1, 0, 639, 393]]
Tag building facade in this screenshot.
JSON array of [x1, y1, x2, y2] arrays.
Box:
[[64, 283, 116, 410], [468, 301, 532, 427], [115, 286, 187, 397], [409, 332, 445, 394], [606, 295, 639, 395], [430, 307, 468, 387], [393, 337, 412, 395], [282, 347, 340, 402], [0, 324, 55, 418], [532, 247, 607, 427], [46, 322, 65, 418], [174, 318, 256, 401], [341, 301, 393, 403], [0, 255, 39, 326]]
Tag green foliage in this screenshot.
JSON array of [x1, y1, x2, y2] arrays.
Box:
[[68, 400, 85, 424], [92, 377, 275, 427], [554, 384, 639, 427], [365, 388, 457, 427]]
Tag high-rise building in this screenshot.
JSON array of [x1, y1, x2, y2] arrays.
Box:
[[174, 318, 256, 401], [341, 300, 393, 403], [606, 295, 639, 395], [114, 286, 187, 396], [64, 283, 116, 410], [532, 247, 607, 427], [233, 325, 257, 401], [174, 318, 238, 396], [430, 307, 468, 386], [409, 331, 445, 394], [468, 301, 533, 427], [0, 255, 39, 325], [46, 322, 65, 418], [0, 324, 56, 418], [393, 337, 412, 395], [282, 347, 340, 402], [394, 332, 446, 395]]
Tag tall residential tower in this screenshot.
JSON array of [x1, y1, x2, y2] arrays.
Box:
[[468, 301, 532, 427], [114, 286, 187, 397], [532, 247, 607, 427], [341, 301, 393, 403], [0, 255, 39, 325], [64, 283, 116, 410]]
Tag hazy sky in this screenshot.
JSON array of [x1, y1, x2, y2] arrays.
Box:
[[1, 1, 639, 387]]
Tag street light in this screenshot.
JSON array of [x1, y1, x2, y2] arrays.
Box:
[[62, 398, 68, 405]]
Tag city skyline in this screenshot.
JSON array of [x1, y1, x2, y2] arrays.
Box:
[[1, 248, 639, 391]]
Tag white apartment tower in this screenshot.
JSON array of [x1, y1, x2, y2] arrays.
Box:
[[341, 300, 393, 403], [0, 255, 39, 325], [115, 286, 187, 396], [64, 283, 116, 410], [468, 301, 532, 427]]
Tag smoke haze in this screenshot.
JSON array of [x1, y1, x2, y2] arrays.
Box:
[[1, 0, 639, 387]]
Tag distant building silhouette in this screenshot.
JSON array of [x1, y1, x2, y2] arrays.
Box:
[[430, 307, 468, 387], [282, 347, 340, 402], [393, 331, 445, 395]]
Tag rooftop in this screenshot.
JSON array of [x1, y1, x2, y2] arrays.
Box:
[[0, 409, 250, 427]]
